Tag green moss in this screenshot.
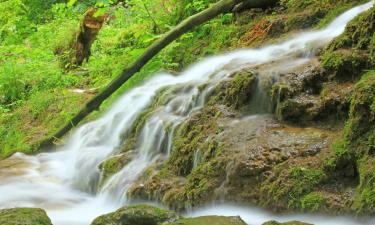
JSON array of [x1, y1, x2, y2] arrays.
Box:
[[281, 0, 368, 13], [345, 72, 375, 144], [323, 138, 351, 172], [300, 192, 324, 212], [183, 159, 226, 207], [321, 5, 375, 78], [167, 216, 247, 225], [210, 71, 255, 110], [0, 208, 52, 225], [354, 157, 375, 213], [166, 105, 220, 176], [262, 221, 313, 225], [261, 165, 326, 210], [91, 204, 178, 225], [98, 153, 134, 187], [321, 51, 345, 71], [321, 49, 366, 80]]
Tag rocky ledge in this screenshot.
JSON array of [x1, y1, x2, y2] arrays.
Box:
[[97, 4, 375, 215]]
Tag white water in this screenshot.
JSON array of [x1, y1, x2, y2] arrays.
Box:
[[0, 1, 374, 224]]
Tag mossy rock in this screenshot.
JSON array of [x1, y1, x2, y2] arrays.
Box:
[[348, 72, 375, 213], [99, 151, 135, 187], [166, 216, 247, 225], [210, 70, 256, 110], [166, 105, 222, 177], [345, 71, 375, 145], [262, 220, 313, 225], [90, 204, 178, 225], [260, 164, 327, 210], [183, 158, 227, 207], [276, 94, 322, 123], [321, 5, 375, 78], [0, 208, 52, 225], [321, 49, 368, 80]]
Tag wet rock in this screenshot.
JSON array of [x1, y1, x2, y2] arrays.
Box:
[[0, 208, 52, 225], [167, 216, 247, 225], [99, 151, 136, 187], [262, 220, 313, 225], [91, 204, 178, 225], [276, 94, 322, 123], [321, 5, 375, 79], [128, 112, 336, 211], [210, 70, 256, 110], [321, 49, 368, 81], [275, 80, 353, 125]]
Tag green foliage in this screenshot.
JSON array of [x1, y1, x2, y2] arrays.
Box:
[[184, 0, 217, 16]]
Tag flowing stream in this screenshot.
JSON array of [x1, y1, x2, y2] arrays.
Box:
[[0, 1, 374, 224]]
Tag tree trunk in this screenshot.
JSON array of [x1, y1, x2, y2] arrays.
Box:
[[39, 0, 277, 149]]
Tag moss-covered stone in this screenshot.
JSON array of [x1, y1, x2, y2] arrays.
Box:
[[99, 151, 135, 187], [166, 216, 247, 225], [262, 221, 313, 225], [280, 0, 367, 13], [261, 165, 327, 210], [90, 204, 178, 225], [321, 5, 375, 79], [0, 208, 52, 225], [300, 192, 325, 212], [183, 158, 227, 207], [210, 70, 256, 110], [166, 105, 223, 177], [345, 72, 375, 147]]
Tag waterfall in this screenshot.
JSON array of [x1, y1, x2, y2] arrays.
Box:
[[0, 1, 374, 225]]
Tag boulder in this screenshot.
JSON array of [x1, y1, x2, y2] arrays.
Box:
[[166, 215, 247, 225], [91, 204, 178, 225], [262, 220, 313, 225], [0, 208, 52, 225]]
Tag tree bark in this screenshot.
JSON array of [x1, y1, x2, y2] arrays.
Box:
[[39, 0, 277, 149], [233, 0, 277, 12]]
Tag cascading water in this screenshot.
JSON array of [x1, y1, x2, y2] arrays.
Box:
[[0, 1, 374, 225]]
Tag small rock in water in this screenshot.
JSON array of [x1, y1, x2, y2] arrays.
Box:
[[91, 204, 178, 225], [262, 220, 313, 225], [167, 215, 247, 225], [0, 208, 52, 225]]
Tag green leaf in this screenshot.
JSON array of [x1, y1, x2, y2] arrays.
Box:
[[67, 0, 77, 8]]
